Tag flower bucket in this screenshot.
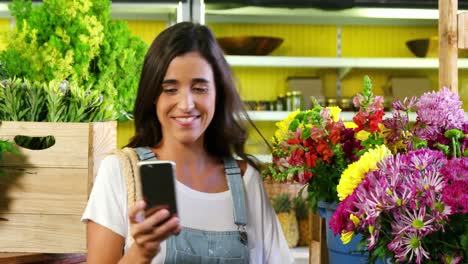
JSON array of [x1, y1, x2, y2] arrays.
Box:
[[318, 201, 389, 264]]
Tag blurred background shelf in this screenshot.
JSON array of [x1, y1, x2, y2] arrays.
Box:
[[205, 5, 444, 26], [246, 110, 418, 121], [290, 247, 309, 264], [227, 55, 468, 69]]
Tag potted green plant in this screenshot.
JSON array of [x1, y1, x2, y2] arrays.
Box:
[[0, 0, 148, 253], [0, 0, 148, 121], [0, 139, 20, 216]]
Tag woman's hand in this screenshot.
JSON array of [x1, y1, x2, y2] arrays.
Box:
[[126, 200, 181, 262]]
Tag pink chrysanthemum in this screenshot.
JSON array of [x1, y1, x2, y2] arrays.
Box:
[[388, 230, 430, 264], [329, 193, 358, 235], [414, 88, 465, 143]]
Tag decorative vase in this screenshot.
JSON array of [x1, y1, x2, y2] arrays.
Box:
[[317, 201, 389, 264]]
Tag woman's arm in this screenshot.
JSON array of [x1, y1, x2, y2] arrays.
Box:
[[86, 201, 181, 264], [87, 220, 125, 263]]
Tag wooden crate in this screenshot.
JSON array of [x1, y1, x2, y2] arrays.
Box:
[[0, 121, 117, 253]]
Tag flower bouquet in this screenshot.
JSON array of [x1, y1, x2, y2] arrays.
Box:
[[265, 76, 388, 211], [330, 87, 468, 264], [264, 104, 348, 211]]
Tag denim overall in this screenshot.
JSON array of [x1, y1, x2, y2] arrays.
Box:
[[135, 147, 250, 264]]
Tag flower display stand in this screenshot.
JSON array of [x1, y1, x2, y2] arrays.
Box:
[[318, 202, 390, 264], [263, 180, 329, 264], [0, 121, 117, 253]]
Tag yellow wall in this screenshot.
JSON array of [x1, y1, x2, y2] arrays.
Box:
[[126, 20, 168, 44], [0, 17, 461, 152], [0, 19, 11, 51], [119, 21, 467, 152], [117, 20, 168, 148]]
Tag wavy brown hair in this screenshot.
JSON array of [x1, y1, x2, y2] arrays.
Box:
[[127, 22, 266, 169]]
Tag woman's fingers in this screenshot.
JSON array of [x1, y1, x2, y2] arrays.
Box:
[[133, 216, 180, 245], [152, 216, 181, 241], [132, 209, 170, 236], [129, 200, 146, 224]]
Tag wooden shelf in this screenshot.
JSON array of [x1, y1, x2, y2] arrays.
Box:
[[227, 55, 468, 68], [290, 247, 309, 264], [248, 110, 468, 122], [247, 110, 416, 122], [205, 6, 443, 26], [0, 2, 183, 20]]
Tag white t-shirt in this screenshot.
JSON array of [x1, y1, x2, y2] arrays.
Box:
[[82, 155, 294, 264]]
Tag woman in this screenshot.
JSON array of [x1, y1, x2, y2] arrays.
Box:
[[82, 22, 293, 264]]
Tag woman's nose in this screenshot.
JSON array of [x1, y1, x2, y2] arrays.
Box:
[[178, 91, 195, 112]]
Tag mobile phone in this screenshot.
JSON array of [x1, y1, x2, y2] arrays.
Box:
[[137, 160, 178, 217]]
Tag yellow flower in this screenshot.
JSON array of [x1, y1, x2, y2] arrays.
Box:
[[344, 122, 358, 129], [355, 130, 370, 141], [326, 106, 342, 122], [341, 231, 354, 244], [337, 145, 391, 201], [350, 214, 360, 227], [273, 109, 300, 142]]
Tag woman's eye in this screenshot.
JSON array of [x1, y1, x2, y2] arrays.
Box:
[[193, 87, 208, 93], [163, 88, 177, 94]]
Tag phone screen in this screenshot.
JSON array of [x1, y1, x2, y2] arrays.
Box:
[[138, 161, 178, 216]]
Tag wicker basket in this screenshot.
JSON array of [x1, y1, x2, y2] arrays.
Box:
[[262, 178, 307, 201]]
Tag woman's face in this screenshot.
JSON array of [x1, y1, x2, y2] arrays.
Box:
[[156, 51, 216, 146]]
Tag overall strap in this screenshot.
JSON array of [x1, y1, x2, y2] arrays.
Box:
[[223, 156, 247, 227], [134, 146, 157, 161]]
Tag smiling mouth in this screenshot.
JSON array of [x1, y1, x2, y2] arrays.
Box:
[[174, 116, 198, 122]]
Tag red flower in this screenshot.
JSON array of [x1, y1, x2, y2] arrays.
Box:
[[329, 124, 344, 145], [287, 138, 301, 145], [316, 141, 334, 163], [289, 147, 305, 166], [305, 151, 317, 168], [295, 169, 313, 184], [353, 111, 368, 132], [369, 110, 384, 133]]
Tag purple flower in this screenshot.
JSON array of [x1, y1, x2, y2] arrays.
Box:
[[58, 80, 70, 95], [441, 157, 468, 213], [441, 158, 468, 183], [329, 193, 358, 235], [440, 253, 463, 264], [388, 230, 430, 264], [392, 206, 436, 237], [462, 122, 468, 154], [383, 110, 409, 145], [414, 88, 465, 143], [341, 128, 362, 162], [393, 97, 418, 111], [442, 182, 468, 214]]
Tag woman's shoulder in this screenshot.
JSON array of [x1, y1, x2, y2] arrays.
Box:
[[236, 160, 264, 186], [235, 160, 248, 175]]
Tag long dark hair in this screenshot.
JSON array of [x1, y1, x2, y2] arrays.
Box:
[[127, 22, 267, 169]]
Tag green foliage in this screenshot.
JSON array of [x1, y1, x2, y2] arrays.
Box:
[[0, 78, 111, 122], [272, 194, 292, 213], [0, 0, 148, 121], [293, 195, 309, 220], [0, 139, 19, 162]]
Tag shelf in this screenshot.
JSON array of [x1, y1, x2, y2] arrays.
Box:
[[227, 56, 468, 69], [227, 56, 468, 78], [0, 2, 185, 20], [247, 111, 419, 122], [290, 247, 309, 264], [248, 110, 468, 122], [205, 6, 443, 25], [110, 2, 180, 20], [253, 154, 272, 163]]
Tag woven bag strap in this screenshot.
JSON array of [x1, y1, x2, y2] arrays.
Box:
[[113, 147, 143, 245]]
